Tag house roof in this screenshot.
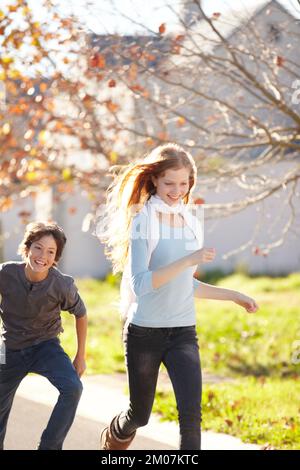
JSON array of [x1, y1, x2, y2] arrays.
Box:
[[89, 1, 299, 71], [174, 0, 299, 60]]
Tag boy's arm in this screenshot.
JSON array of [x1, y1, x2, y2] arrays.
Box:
[[193, 279, 258, 313], [73, 314, 88, 377]]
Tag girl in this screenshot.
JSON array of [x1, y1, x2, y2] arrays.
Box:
[[100, 143, 258, 450]]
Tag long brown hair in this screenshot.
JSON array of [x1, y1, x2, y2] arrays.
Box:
[[100, 143, 197, 273]]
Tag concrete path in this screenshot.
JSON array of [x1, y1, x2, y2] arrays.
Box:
[[4, 373, 260, 450]]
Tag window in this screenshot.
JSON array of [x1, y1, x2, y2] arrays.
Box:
[[268, 23, 281, 42]]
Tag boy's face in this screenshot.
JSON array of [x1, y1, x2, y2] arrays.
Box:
[[26, 235, 57, 274]]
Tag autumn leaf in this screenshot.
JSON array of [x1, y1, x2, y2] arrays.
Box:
[[159, 23, 166, 35], [143, 52, 156, 62], [225, 419, 233, 427], [31, 38, 41, 47], [128, 63, 138, 82], [172, 44, 181, 54], [25, 171, 38, 182], [194, 197, 205, 205], [8, 69, 21, 79], [176, 116, 186, 127], [8, 5, 18, 13], [0, 197, 13, 212], [82, 94, 94, 109], [89, 53, 106, 68], [22, 6, 31, 15], [146, 137, 154, 146], [62, 168, 72, 181], [18, 211, 32, 218], [105, 100, 119, 112], [109, 151, 118, 163], [68, 206, 77, 215], [1, 57, 14, 65], [157, 131, 168, 141], [39, 83, 48, 93], [276, 55, 284, 66], [130, 84, 145, 94]]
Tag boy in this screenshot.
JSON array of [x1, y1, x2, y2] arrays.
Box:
[[0, 221, 88, 450]]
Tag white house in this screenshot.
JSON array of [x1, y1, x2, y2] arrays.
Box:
[[1, 0, 299, 277]]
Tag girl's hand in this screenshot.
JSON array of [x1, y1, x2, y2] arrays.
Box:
[[73, 354, 86, 377], [234, 292, 259, 313], [189, 247, 216, 266]]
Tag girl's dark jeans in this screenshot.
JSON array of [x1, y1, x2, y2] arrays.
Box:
[[119, 324, 202, 450]]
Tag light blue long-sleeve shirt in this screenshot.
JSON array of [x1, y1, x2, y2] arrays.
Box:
[[129, 212, 200, 327]]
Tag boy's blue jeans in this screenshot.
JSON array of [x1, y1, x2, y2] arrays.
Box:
[[0, 338, 83, 450], [119, 324, 202, 450]]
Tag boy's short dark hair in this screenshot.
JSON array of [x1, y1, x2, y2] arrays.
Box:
[[18, 221, 67, 264]]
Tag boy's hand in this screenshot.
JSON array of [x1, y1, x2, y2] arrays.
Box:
[[73, 354, 86, 377], [233, 292, 259, 313]]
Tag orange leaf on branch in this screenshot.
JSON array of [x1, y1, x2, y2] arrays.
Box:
[[175, 34, 185, 42], [39, 83, 48, 93], [157, 131, 168, 141], [89, 53, 106, 68], [194, 197, 205, 205], [276, 55, 284, 66], [18, 211, 32, 218], [0, 197, 13, 212], [159, 23, 166, 35], [68, 206, 77, 215], [146, 137, 154, 146], [176, 116, 186, 127], [105, 100, 119, 113], [109, 151, 118, 163], [128, 63, 138, 82], [130, 84, 146, 94]]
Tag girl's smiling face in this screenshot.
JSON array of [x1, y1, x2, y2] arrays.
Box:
[[152, 167, 190, 206], [25, 235, 57, 278]]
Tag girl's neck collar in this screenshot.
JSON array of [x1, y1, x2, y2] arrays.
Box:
[[149, 194, 185, 214]]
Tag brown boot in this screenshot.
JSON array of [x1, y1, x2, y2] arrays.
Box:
[[100, 415, 136, 450]]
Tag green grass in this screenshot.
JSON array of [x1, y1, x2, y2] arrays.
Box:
[[59, 272, 300, 449], [60, 278, 125, 374], [196, 273, 300, 378], [153, 377, 300, 450]]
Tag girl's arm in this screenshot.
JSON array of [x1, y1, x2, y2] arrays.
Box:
[[193, 279, 258, 313], [73, 314, 88, 377], [130, 213, 215, 294], [152, 248, 215, 289]]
